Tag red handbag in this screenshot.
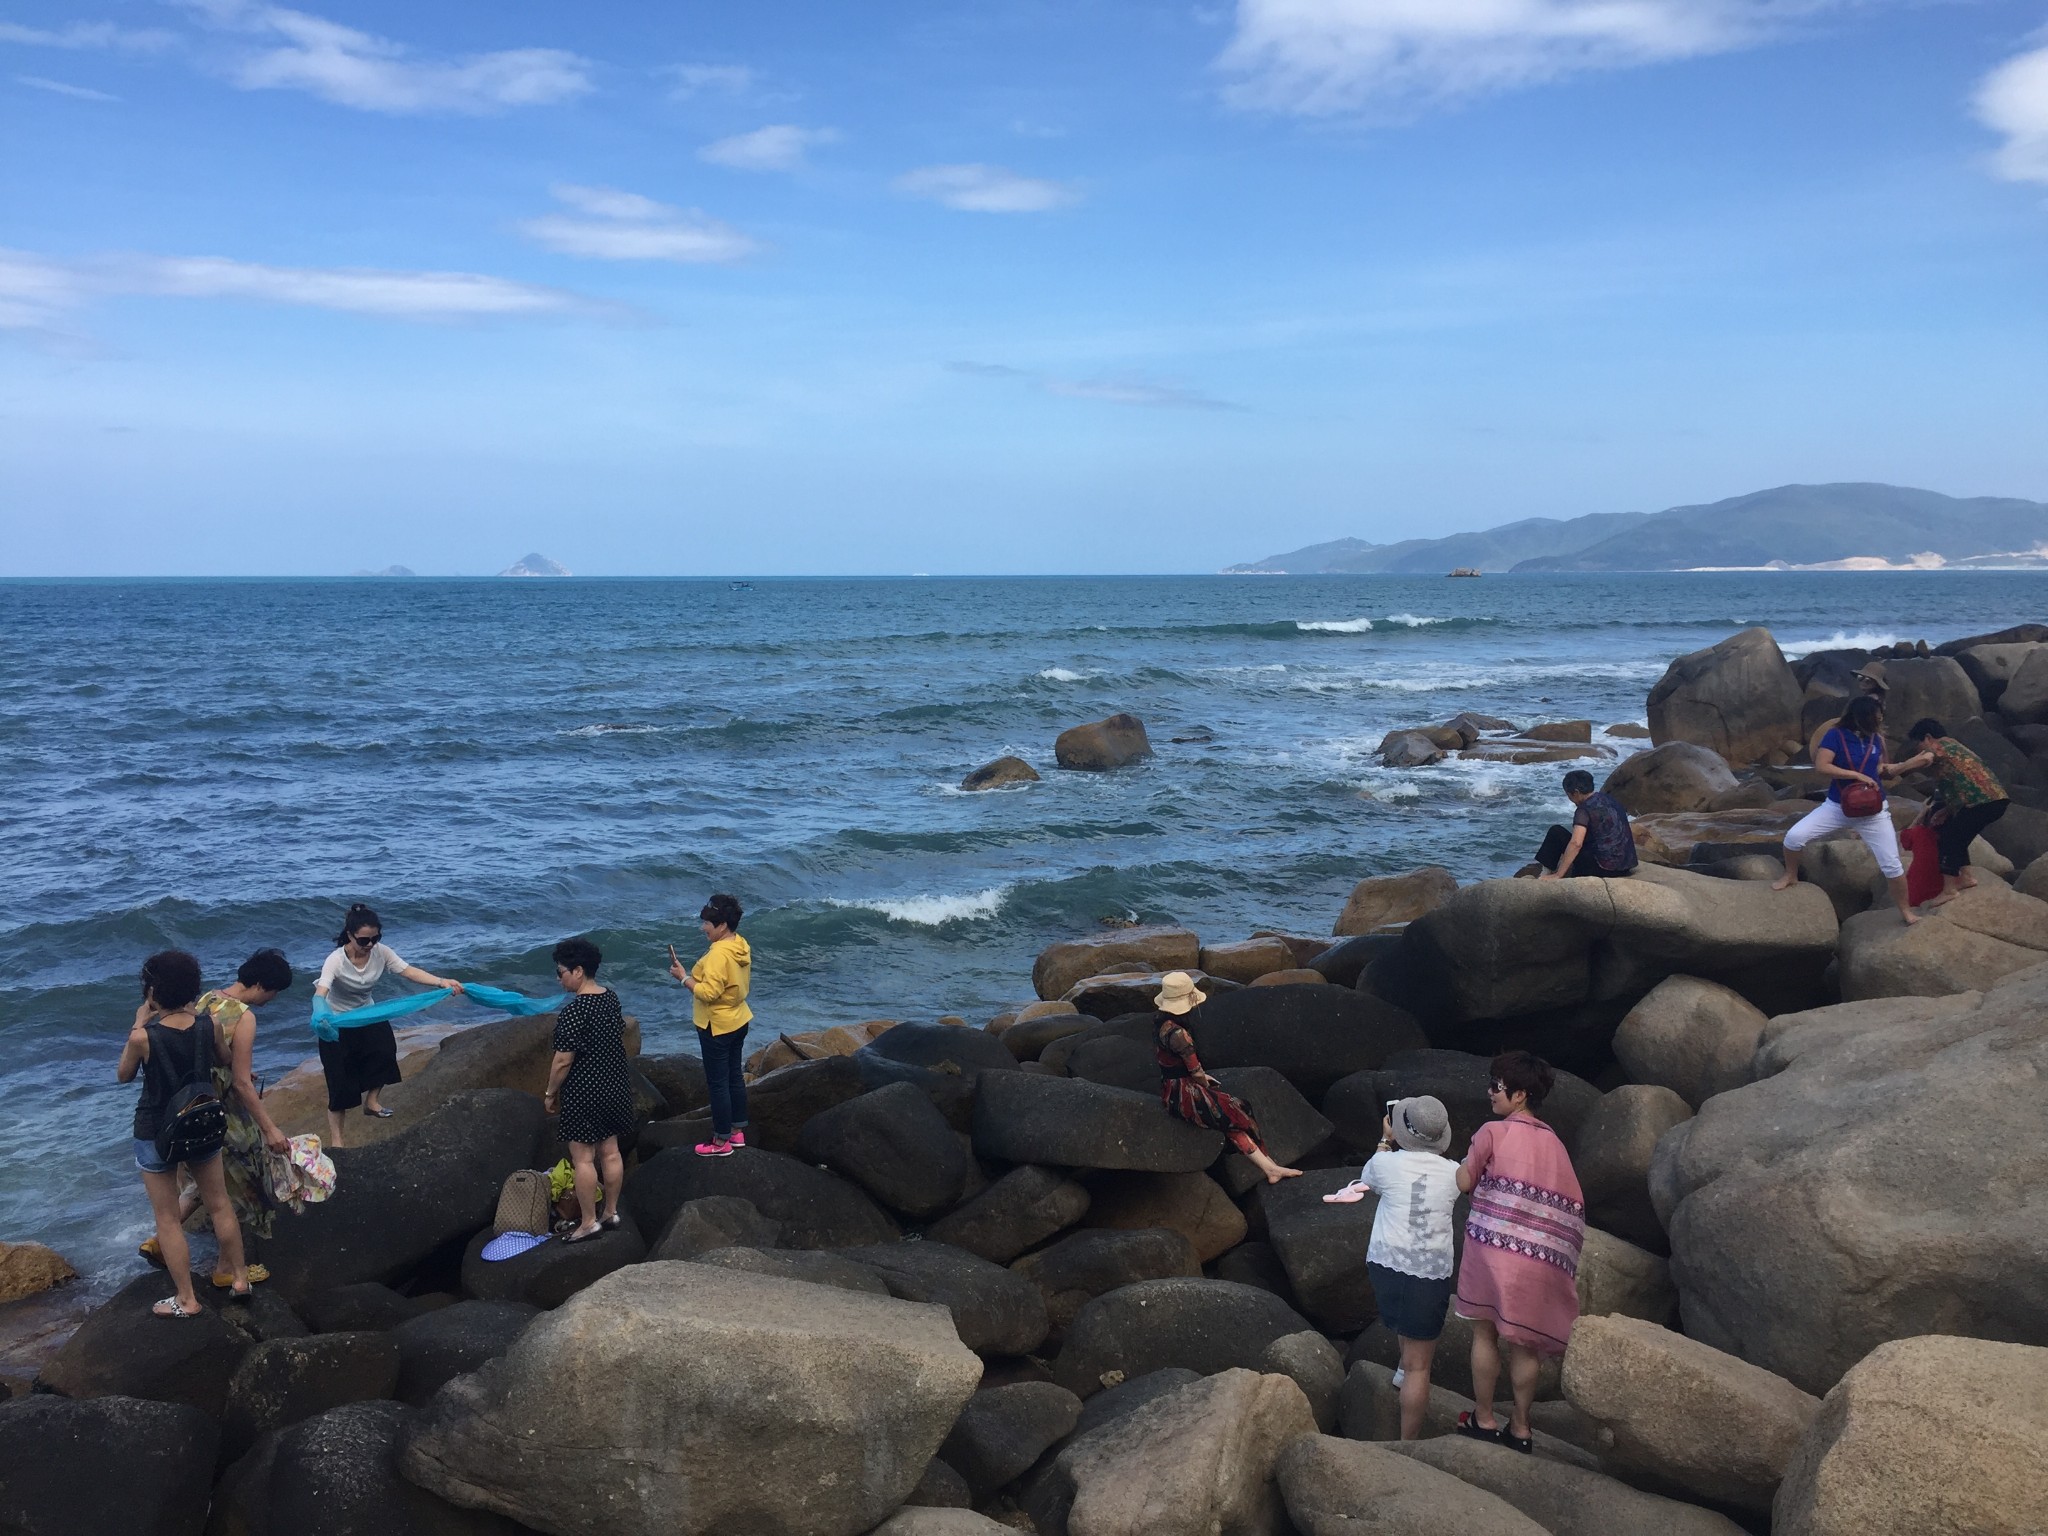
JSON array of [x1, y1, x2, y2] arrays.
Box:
[[1840, 779, 1884, 819]]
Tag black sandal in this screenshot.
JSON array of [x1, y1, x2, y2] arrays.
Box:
[[1455, 1411, 1502, 1443], [1501, 1427, 1534, 1455]]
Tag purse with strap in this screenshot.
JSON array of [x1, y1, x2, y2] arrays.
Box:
[[153, 1018, 228, 1166], [1835, 731, 1885, 819], [492, 1169, 552, 1236]]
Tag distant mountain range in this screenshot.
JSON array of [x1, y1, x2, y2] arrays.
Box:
[[501, 553, 571, 577], [349, 565, 416, 578], [1227, 484, 2048, 574]]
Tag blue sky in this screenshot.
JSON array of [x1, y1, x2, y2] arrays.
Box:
[[3, 0, 2046, 575]]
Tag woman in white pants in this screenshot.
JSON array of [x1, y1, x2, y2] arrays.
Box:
[[1774, 695, 1917, 925]]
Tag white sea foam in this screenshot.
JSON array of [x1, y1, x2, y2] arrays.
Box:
[[1297, 617, 1374, 633], [1779, 631, 1900, 659], [1037, 667, 1090, 682], [1383, 613, 1447, 627], [827, 886, 1010, 925], [560, 723, 662, 736]]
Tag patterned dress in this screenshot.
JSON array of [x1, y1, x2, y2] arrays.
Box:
[[1453, 1112, 1585, 1356], [553, 989, 636, 1146], [1154, 1013, 1265, 1158], [191, 991, 274, 1238]]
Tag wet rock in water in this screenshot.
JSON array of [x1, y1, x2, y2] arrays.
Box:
[[1185, 983, 1427, 1099], [1258, 1169, 1381, 1333], [1613, 975, 1766, 1107], [1011, 1227, 1200, 1342], [1052, 1278, 1312, 1397], [621, 1146, 899, 1250], [645, 1052, 865, 1157], [838, 1241, 1049, 1357], [1031, 1369, 1315, 1536], [960, 755, 1040, 791], [1562, 1314, 1819, 1516], [1601, 742, 1741, 815], [1032, 927, 1201, 1001], [1525, 719, 1593, 743], [797, 1081, 970, 1219], [1837, 880, 2048, 998], [1772, 1335, 2048, 1536], [689, 1246, 892, 1296], [219, 1330, 402, 1463], [1605, 721, 1652, 739], [1260, 1330, 1345, 1432], [1646, 627, 1804, 768], [1574, 1085, 1692, 1253], [459, 1220, 646, 1309], [939, 1381, 1083, 1497], [1379, 729, 1446, 767], [1652, 968, 2048, 1395], [1279, 1435, 1549, 1536], [1209, 1066, 1334, 1195], [391, 1300, 538, 1406], [0, 1393, 217, 1536], [649, 1194, 783, 1261], [37, 1271, 256, 1418], [260, 1089, 549, 1304], [1080, 1171, 1246, 1263], [272, 1400, 525, 1536], [0, 1242, 76, 1305], [973, 1073, 1224, 1174], [1196, 936, 1297, 984], [1391, 1438, 1747, 1536], [925, 1165, 1090, 1263], [1334, 865, 1458, 936], [400, 1263, 982, 1536], [1054, 713, 1153, 772]]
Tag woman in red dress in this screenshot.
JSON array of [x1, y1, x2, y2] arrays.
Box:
[[1152, 972, 1302, 1185]]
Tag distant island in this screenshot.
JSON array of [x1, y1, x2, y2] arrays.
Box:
[[348, 565, 417, 578], [500, 553, 571, 577], [1227, 483, 2048, 574]]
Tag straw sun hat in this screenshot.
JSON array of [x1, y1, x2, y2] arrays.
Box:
[[1154, 971, 1208, 1015]]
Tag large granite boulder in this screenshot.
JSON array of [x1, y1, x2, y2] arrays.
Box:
[[36, 1271, 264, 1418], [637, 1052, 710, 1118], [839, 1242, 1050, 1357], [857, 1022, 1020, 1088], [1652, 965, 2048, 1393], [961, 755, 1040, 791], [298, 1281, 431, 1334], [1054, 712, 1152, 772], [1082, 1169, 1246, 1263], [689, 1246, 892, 1295], [1647, 628, 1804, 767], [1772, 1335, 2048, 1536], [260, 1089, 548, 1303], [972, 1073, 1223, 1173], [1324, 1048, 1600, 1162], [220, 1330, 402, 1462], [1260, 1331, 1345, 1432], [1033, 927, 1200, 1001], [1837, 880, 2048, 998], [938, 1381, 1083, 1497], [1031, 1369, 1315, 1536], [1197, 936, 1298, 983], [1209, 1067, 1333, 1194], [1867, 656, 1981, 749], [796, 1081, 971, 1218], [1278, 1436, 1549, 1536], [1612, 975, 1766, 1107], [1575, 1085, 1692, 1252], [1577, 1227, 1678, 1326], [0, 1394, 217, 1536], [459, 1220, 646, 1308], [648, 1194, 783, 1261], [1952, 641, 2045, 709], [1601, 743, 1741, 815], [1981, 799, 2048, 868], [1012, 1228, 1200, 1341], [621, 1147, 898, 1249], [391, 1301, 537, 1406], [1380, 729, 1447, 767], [1259, 1169, 1382, 1333], [1367, 864, 1839, 1033], [924, 1166, 1090, 1262], [873, 1511, 1010, 1536], [401, 1262, 982, 1536], [271, 1400, 526, 1535], [644, 1053, 864, 1157], [1391, 1438, 1747, 1536], [1184, 984, 1427, 1098], [1335, 866, 1457, 935], [1053, 1278, 1314, 1398], [1998, 645, 2048, 725]]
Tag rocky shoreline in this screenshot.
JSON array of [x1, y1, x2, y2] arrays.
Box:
[[3, 624, 2046, 1536]]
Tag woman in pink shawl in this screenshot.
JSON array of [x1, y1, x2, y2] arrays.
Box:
[[1453, 1049, 1584, 1454]]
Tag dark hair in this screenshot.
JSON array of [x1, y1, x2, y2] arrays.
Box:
[[237, 948, 294, 994], [1490, 1049, 1555, 1110], [1907, 717, 1945, 744], [1561, 769, 1595, 795], [700, 893, 744, 932], [1838, 695, 1884, 737], [553, 936, 602, 977], [141, 950, 204, 1011], [335, 903, 382, 947]]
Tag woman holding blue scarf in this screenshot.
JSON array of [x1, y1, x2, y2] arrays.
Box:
[[314, 903, 465, 1147]]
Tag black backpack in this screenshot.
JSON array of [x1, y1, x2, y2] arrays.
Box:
[[154, 1015, 228, 1166]]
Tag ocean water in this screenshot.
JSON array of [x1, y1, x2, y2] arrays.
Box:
[[4, 571, 2042, 1284]]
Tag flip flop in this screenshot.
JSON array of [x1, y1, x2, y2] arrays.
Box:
[[152, 1297, 202, 1319], [225, 1285, 253, 1303], [1321, 1182, 1369, 1205], [363, 1107, 394, 1119]]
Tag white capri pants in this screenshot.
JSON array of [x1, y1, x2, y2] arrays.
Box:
[[1783, 797, 1903, 878]]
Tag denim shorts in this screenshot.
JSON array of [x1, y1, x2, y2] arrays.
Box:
[[1368, 1261, 1453, 1341], [134, 1138, 219, 1175]]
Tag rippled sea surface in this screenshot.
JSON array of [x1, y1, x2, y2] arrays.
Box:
[[5, 571, 2041, 1279]]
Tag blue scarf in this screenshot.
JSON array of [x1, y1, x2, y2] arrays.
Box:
[[311, 982, 557, 1042]]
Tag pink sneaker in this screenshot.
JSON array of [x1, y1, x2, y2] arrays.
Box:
[[727, 1129, 747, 1150], [693, 1136, 733, 1158]]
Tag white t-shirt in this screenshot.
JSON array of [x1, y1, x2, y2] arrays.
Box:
[[317, 942, 410, 1012], [1361, 1148, 1462, 1281]]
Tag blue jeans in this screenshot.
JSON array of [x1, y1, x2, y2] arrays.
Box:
[[698, 1024, 749, 1138]]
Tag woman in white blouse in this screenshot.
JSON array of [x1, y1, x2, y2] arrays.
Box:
[[315, 903, 463, 1147]]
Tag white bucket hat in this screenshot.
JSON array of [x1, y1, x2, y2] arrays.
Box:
[[1154, 971, 1208, 1015]]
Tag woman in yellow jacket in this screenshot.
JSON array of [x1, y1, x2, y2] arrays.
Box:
[[669, 892, 753, 1157]]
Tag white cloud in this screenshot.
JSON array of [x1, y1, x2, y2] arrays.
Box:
[[16, 74, 121, 101], [1216, 0, 1835, 115], [1976, 39, 2048, 186], [894, 164, 1079, 213], [192, 4, 591, 114], [0, 246, 587, 332], [949, 360, 1241, 411], [0, 20, 174, 51], [666, 61, 757, 99], [698, 124, 839, 172], [519, 184, 760, 264]]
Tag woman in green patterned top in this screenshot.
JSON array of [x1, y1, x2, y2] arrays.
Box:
[[1885, 718, 2009, 909]]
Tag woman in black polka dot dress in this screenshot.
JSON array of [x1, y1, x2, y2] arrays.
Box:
[[542, 937, 635, 1241]]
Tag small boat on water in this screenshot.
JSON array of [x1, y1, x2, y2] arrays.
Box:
[[1448, 567, 1482, 578], [730, 581, 754, 591]]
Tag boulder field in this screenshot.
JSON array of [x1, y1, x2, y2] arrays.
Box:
[[11, 621, 2048, 1536]]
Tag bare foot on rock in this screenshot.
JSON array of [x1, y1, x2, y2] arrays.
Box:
[[1771, 874, 1798, 892]]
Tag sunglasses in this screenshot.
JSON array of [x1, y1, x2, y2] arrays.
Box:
[[1488, 1080, 1508, 1096], [350, 933, 381, 947]]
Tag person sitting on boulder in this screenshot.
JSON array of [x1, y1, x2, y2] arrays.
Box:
[[1152, 972, 1301, 1185], [1774, 695, 1916, 925], [1535, 769, 1638, 880], [1453, 1050, 1584, 1455], [1325, 1095, 1461, 1439], [1885, 718, 2009, 910]]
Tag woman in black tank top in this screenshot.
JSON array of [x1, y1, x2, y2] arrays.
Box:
[[116, 950, 252, 1317]]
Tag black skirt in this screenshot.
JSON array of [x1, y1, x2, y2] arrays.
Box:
[[318, 1019, 402, 1111]]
